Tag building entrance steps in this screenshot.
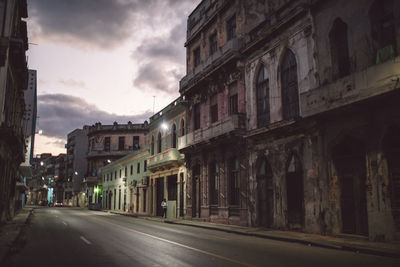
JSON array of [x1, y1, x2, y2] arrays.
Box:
[[103, 209, 400, 258]]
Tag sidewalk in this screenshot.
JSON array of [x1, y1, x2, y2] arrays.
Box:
[[0, 206, 34, 263], [104, 209, 400, 258]]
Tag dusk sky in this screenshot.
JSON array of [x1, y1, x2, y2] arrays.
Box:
[[27, 0, 198, 156]]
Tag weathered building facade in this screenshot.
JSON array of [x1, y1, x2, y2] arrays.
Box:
[[148, 97, 186, 219], [85, 122, 148, 209], [65, 126, 89, 207], [243, 0, 400, 241], [179, 0, 248, 225], [0, 0, 29, 222], [101, 149, 149, 215]]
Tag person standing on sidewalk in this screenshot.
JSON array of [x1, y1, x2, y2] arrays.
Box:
[[161, 199, 167, 218]]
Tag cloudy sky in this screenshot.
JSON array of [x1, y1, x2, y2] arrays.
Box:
[[27, 0, 198, 155]]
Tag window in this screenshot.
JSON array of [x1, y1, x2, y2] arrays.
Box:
[[180, 119, 185, 136], [229, 83, 238, 115], [209, 33, 217, 55], [210, 94, 218, 123], [104, 137, 110, 151], [124, 166, 127, 177], [209, 161, 219, 205], [144, 160, 147, 172], [193, 47, 201, 67], [143, 189, 147, 212], [281, 49, 299, 120], [256, 65, 270, 127], [172, 124, 177, 148], [369, 0, 396, 64], [151, 135, 155, 155], [229, 158, 240, 205], [329, 18, 350, 79], [119, 169, 121, 178], [168, 176, 177, 201], [114, 171, 117, 179], [137, 162, 140, 174], [118, 136, 125, 151], [133, 136, 140, 150], [157, 132, 162, 153], [130, 165, 133, 175], [227, 15, 236, 40], [194, 103, 201, 130]]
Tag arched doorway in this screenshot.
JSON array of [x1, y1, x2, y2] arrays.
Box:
[[383, 126, 400, 232], [256, 156, 273, 227], [333, 136, 368, 235], [286, 153, 304, 228]]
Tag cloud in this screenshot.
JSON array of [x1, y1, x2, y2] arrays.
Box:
[[28, 0, 198, 49], [58, 79, 86, 88], [132, 17, 188, 94], [37, 94, 152, 140]]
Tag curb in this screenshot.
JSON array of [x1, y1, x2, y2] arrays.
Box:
[[98, 210, 400, 259], [164, 220, 400, 259]]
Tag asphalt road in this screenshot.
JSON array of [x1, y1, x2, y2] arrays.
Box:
[[3, 207, 399, 267]]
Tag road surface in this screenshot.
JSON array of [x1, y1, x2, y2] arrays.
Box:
[[3, 207, 399, 267]]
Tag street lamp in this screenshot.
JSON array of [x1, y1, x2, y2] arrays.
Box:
[[107, 159, 111, 164], [161, 122, 168, 131], [74, 171, 78, 175]]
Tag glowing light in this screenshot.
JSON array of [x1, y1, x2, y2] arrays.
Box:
[[161, 122, 168, 130], [74, 171, 78, 175], [94, 187, 99, 193], [38, 129, 43, 135]]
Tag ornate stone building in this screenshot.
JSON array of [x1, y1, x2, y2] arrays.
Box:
[[179, 0, 248, 226], [0, 0, 29, 222], [85, 122, 148, 209], [244, 0, 400, 241]]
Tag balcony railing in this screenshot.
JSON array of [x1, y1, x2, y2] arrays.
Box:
[[147, 148, 183, 170], [178, 113, 246, 150], [301, 56, 400, 118], [87, 145, 140, 158], [180, 38, 242, 91]]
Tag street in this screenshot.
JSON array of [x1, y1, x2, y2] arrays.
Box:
[[3, 208, 399, 267]]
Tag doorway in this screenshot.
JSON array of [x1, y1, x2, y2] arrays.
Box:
[[333, 136, 368, 235], [256, 156, 274, 227], [155, 178, 164, 216], [192, 165, 201, 217], [383, 126, 400, 232], [286, 153, 304, 228]]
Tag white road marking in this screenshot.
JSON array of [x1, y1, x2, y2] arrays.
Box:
[[80, 236, 92, 245]]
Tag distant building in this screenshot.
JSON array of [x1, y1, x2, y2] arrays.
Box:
[[101, 149, 150, 214], [147, 97, 186, 218], [0, 0, 29, 222], [65, 126, 89, 207], [85, 121, 148, 209]]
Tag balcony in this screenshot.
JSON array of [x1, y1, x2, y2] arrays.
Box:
[[178, 114, 246, 151], [180, 38, 242, 93], [147, 148, 183, 170], [301, 57, 400, 118], [87, 145, 139, 158]]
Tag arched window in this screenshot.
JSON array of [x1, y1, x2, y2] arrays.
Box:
[[281, 49, 299, 120], [369, 0, 396, 64], [329, 18, 350, 79], [180, 119, 185, 136], [157, 132, 162, 153], [172, 124, 177, 148], [256, 65, 270, 128], [151, 135, 154, 155]]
